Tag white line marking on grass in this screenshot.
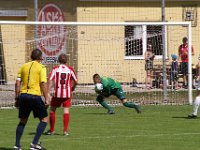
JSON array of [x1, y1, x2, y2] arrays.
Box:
[[64, 132, 200, 140], [31, 132, 200, 142], [2, 132, 200, 145]]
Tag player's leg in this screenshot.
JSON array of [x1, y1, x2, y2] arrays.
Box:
[[115, 88, 141, 113], [96, 95, 114, 114], [49, 106, 57, 134], [122, 99, 141, 113], [63, 98, 71, 135], [30, 116, 48, 149], [14, 94, 31, 149], [45, 97, 61, 135], [30, 117, 48, 150], [14, 118, 28, 149], [31, 96, 48, 148], [188, 89, 200, 118]]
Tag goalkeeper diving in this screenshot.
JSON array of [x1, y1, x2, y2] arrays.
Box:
[[93, 73, 141, 114]]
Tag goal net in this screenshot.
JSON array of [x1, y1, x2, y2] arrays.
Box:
[[0, 21, 192, 108]]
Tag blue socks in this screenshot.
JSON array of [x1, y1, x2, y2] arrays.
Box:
[[32, 121, 47, 144], [15, 122, 25, 147]]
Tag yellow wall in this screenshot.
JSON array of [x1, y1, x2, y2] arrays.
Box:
[[1, 25, 26, 83], [0, 0, 200, 84], [77, 2, 162, 83], [0, 0, 77, 83], [77, 1, 200, 83]]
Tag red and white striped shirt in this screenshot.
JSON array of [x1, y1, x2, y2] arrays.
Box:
[[49, 64, 77, 98]]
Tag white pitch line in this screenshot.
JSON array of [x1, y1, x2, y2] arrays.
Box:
[[2, 132, 200, 144], [41, 132, 200, 141]]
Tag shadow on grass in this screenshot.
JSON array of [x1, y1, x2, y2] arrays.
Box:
[[172, 116, 197, 119], [0, 148, 17, 150], [85, 112, 112, 115], [28, 132, 61, 135], [42, 133, 61, 136], [28, 132, 36, 135]]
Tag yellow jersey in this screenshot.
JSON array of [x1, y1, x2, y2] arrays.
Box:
[[17, 61, 47, 96]]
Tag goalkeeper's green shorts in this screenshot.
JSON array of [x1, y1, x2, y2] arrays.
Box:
[[96, 88, 126, 102], [112, 88, 126, 100]]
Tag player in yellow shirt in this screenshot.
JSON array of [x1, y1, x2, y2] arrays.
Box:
[[14, 49, 50, 150], [17, 57, 47, 96]]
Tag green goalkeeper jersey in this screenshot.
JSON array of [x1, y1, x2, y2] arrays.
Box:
[[101, 76, 121, 95]]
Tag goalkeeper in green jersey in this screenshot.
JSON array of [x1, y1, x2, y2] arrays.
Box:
[[93, 73, 141, 114]]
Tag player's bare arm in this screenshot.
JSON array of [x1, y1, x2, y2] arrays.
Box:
[[15, 80, 21, 99], [72, 79, 77, 91], [41, 82, 50, 106], [14, 80, 21, 107], [48, 79, 53, 96]]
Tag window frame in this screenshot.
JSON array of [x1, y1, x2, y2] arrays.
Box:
[[124, 25, 167, 60]]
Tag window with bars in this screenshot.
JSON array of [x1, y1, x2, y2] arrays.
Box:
[[125, 25, 163, 59]]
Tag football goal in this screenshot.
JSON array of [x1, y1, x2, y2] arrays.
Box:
[[0, 21, 192, 108]]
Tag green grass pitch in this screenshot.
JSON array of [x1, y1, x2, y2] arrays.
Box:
[[1, 105, 200, 150]]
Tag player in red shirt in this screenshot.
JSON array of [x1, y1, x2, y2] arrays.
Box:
[[178, 37, 194, 88], [45, 53, 77, 136]]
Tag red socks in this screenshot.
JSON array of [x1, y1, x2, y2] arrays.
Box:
[[50, 111, 70, 133], [63, 113, 70, 132], [50, 111, 55, 132]]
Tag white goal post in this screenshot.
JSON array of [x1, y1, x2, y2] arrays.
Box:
[[0, 21, 193, 108]]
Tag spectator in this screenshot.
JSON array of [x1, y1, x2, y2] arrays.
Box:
[[145, 44, 155, 89], [178, 37, 194, 88], [170, 54, 179, 90]]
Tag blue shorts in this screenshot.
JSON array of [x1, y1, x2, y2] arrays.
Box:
[[18, 94, 48, 119]]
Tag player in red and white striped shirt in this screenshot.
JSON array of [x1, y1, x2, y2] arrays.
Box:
[[45, 53, 77, 136]]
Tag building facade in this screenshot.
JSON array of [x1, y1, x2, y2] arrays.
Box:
[[0, 0, 199, 84]]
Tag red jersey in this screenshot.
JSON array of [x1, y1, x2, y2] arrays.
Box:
[[179, 43, 194, 62], [49, 64, 77, 98]]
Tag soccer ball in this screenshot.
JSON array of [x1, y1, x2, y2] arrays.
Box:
[[95, 83, 103, 92]]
